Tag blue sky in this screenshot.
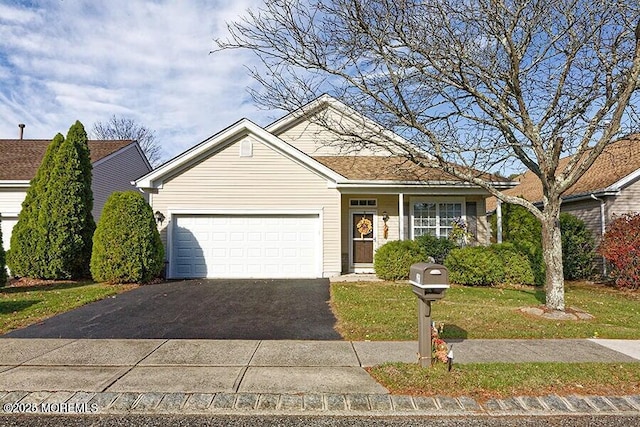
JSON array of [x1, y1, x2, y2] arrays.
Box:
[[0, 0, 276, 162]]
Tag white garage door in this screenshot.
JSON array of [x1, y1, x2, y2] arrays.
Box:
[[171, 214, 321, 279]]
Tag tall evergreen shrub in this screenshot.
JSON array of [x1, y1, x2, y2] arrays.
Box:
[[91, 191, 164, 283], [37, 121, 95, 279], [560, 213, 595, 280], [7, 133, 64, 276], [491, 203, 545, 285]]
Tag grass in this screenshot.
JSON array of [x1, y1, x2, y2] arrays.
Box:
[[0, 281, 137, 334], [330, 280, 640, 340], [368, 362, 640, 400]]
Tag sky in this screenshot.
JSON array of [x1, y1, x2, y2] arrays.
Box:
[[0, 0, 277, 163]]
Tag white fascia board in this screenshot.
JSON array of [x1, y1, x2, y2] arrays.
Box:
[[603, 168, 640, 192], [0, 180, 30, 188], [135, 118, 346, 189]]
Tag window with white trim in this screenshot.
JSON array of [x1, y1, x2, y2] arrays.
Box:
[[411, 200, 463, 238]]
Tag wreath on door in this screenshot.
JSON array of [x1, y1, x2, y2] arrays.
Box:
[[356, 216, 373, 238]]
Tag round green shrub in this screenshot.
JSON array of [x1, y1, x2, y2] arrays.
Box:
[[374, 240, 426, 280], [444, 246, 504, 286], [560, 213, 595, 280], [415, 234, 458, 264], [490, 243, 535, 285], [91, 191, 164, 284]]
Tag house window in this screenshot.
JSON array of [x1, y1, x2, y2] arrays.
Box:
[[411, 200, 463, 238], [350, 199, 377, 207]]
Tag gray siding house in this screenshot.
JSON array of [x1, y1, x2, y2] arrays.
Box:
[[487, 134, 640, 274]]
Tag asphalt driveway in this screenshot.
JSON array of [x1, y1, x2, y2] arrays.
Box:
[[2, 279, 342, 340]]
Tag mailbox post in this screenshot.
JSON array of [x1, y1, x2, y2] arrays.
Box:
[[409, 262, 450, 367]]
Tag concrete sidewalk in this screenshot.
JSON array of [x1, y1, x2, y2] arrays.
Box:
[[0, 338, 639, 416]]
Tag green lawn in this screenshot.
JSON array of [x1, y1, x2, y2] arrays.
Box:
[[0, 281, 136, 334], [331, 281, 640, 340], [368, 362, 640, 399]]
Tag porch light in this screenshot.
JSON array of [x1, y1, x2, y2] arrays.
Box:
[[154, 210, 165, 225], [382, 211, 389, 222]]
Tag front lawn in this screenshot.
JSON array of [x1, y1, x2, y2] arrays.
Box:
[[331, 281, 640, 340], [0, 281, 136, 334], [368, 361, 640, 399]]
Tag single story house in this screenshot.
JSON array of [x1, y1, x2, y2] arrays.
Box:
[[486, 134, 640, 273], [0, 138, 152, 252], [135, 95, 512, 279]]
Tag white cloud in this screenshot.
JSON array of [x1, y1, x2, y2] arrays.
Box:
[[0, 0, 278, 159]]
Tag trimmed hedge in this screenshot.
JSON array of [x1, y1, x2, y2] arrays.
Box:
[[490, 243, 535, 285], [415, 234, 457, 264], [91, 191, 164, 284], [444, 246, 504, 286], [374, 240, 426, 280], [444, 244, 535, 286]]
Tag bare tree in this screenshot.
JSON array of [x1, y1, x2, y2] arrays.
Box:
[[91, 116, 163, 167], [217, 0, 640, 311]]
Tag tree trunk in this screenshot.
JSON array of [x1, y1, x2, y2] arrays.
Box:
[[540, 204, 565, 311]]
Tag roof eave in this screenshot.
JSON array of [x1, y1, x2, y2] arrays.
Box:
[[0, 180, 30, 188]]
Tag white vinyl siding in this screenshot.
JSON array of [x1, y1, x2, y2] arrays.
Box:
[[275, 107, 396, 157], [152, 136, 341, 277]]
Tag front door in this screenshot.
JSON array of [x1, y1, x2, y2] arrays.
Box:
[[351, 212, 375, 266]]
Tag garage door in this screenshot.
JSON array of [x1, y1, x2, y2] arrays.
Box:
[[171, 214, 320, 279]]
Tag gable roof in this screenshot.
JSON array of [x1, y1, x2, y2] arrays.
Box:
[[135, 119, 346, 189], [486, 134, 640, 211], [266, 94, 427, 158], [0, 139, 136, 181]]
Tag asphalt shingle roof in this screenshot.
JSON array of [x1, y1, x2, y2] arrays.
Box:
[[486, 134, 640, 211], [0, 139, 134, 181], [313, 155, 506, 183]]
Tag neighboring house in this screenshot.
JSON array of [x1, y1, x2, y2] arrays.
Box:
[[486, 134, 640, 273], [0, 139, 152, 253], [135, 95, 512, 279]]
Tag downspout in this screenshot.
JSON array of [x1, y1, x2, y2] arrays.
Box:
[[590, 193, 607, 276]]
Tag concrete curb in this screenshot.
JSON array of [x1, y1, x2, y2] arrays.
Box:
[[1, 391, 639, 416]]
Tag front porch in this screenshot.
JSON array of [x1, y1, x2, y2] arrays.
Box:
[[339, 193, 489, 274]]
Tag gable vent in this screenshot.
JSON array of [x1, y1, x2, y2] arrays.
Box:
[[240, 139, 253, 157]]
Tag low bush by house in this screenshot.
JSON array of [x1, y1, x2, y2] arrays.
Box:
[[444, 246, 504, 286], [91, 191, 165, 284], [374, 240, 426, 280], [490, 243, 535, 285], [415, 234, 457, 264], [598, 212, 640, 289], [444, 244, 535, 286]]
